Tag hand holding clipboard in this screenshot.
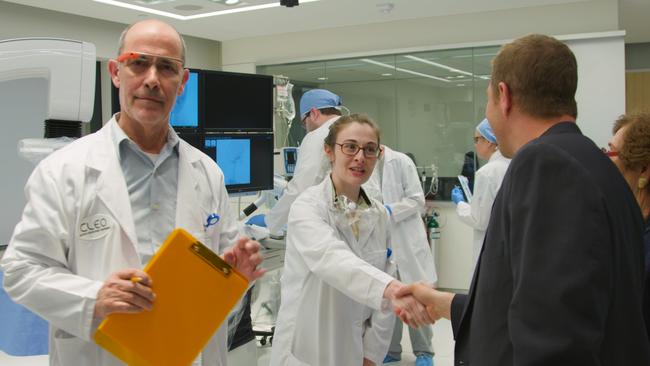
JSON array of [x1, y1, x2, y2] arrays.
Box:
[[94, 229, 260, 366], [457, 175, 473, 203]]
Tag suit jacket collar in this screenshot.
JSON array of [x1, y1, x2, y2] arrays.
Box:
[[540, 120, 581, 137]]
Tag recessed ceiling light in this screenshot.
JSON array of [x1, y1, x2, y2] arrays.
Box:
[[208, 0, 240, 4], [376, 2, 394, 14], [135, 0, 174, 4], [381, 73, 392, 76], [317, 77, 328, 81], [404, 55, 474, 77], [361, 58, 450, 83], [457, 84, 465, 87], [174, 4, 203, 11]]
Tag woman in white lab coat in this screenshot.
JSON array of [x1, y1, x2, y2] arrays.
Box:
[[269, 114, 427, 366], [453, 118, 510, 264], [0, 116, 240, 366]]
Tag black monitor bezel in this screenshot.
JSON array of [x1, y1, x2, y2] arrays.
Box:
[[202, 132, 274, 194], [169, 68, 203, 131]]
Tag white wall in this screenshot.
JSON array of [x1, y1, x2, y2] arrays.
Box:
[[567, 34, 626, 147], [222, 0, 618, 67]]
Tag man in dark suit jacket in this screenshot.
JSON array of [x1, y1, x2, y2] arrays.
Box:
[[396, 34, 650, 365]]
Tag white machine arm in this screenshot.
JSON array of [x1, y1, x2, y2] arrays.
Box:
[[0, 37, 96, 122], [0, 37, 96, 247]]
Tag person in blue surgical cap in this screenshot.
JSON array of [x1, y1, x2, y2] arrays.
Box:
[[451, 118, 510, 265], [265, 89, 345, 233]]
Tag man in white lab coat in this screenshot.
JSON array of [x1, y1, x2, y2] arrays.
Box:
[[265, 89, 344, 233], [377, 147, 437, 366], [0, 19, 263, 366]]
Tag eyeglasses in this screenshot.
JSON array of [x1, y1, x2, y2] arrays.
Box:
[[335, 142, 382, 158], [117, 52, 184, 77], [473, 136, 483, 144], [601, 147, 619, 157]]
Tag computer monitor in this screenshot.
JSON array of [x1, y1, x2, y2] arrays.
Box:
[[283, 147, 298, 177], [176, 131, 202, 151], [203, 133, 274, 193], [110, 69, 202, 130], [170, 70, 200, 129], [203, 70, 273, 132]]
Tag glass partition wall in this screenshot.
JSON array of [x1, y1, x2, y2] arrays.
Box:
[[258, 46, 500, 195]]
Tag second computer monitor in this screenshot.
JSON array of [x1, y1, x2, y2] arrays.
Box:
[[203, 133, 273, 193], [203, 70, 273, 132]]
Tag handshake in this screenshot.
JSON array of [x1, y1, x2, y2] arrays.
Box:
[[383, 281, 455, 328]]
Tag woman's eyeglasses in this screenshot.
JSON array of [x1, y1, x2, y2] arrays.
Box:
[[335, 142, 382, 158], [601, 147, 619, 157]]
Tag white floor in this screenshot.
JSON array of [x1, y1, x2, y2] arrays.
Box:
[[0, 352, 47, 366], [252, 318, 455, 366]]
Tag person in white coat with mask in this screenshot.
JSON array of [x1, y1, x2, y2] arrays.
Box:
[[269, 114, 432, 366], [379, 147, 437, 366], [451, 118, 510, 265], [265, 89, 343, 234], [0, 19, 264, 366]]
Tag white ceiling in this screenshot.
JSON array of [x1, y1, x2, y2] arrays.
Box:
[[2, 0, 648, 42]]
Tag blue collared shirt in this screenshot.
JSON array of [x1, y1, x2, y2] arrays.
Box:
[[110, 115, 180, 265]]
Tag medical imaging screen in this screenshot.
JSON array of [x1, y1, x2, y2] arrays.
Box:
[[203, 134, 273, 193], [207, 137, 251, 185], [170, 71, 199, 128]]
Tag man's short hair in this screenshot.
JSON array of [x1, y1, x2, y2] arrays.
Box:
[[491, 34, 577, 119]]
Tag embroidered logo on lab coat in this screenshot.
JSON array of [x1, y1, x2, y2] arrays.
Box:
[[78, 214, 113, 240]]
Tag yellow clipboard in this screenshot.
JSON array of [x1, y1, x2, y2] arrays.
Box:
[[94, 228, 249, 366]]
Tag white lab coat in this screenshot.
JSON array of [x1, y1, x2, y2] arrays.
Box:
[[380, 147, 437, 285], [456, 150, 510, 264], [269, 177, 396, 366], [0, 116, 239, 366], [265, 116, 339, 233]]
